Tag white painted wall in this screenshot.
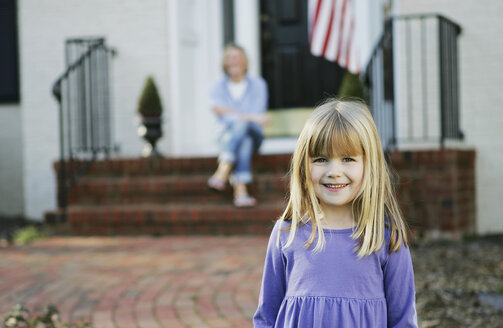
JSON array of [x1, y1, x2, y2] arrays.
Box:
[[16, 0, 240, 219], [394, 0, 503, 233], [17, 0, 498, 234], [18, 0, 171, 219], [0, 105, 24, 217]]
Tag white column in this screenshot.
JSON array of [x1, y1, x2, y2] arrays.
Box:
[[167, 0, 224, 157], [234, 0, 261, 77], [166, 0, 182, 156], [194, 0, 223, 156]]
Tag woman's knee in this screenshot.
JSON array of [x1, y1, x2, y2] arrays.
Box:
[[229, 120, 251, 135]]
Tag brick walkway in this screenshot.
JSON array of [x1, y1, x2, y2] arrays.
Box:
[[0, 235, 271, 328]]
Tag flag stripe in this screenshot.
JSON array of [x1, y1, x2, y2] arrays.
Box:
[[308, 0, 359, 73], [324, 0, 342, 61], [344, 19, 355, 68], [321, 0, 336, 57], [335, 0, 348, 62], [310, 0, 333, 57], [337, 0, 352, 66], [309, 0, 323, 45]]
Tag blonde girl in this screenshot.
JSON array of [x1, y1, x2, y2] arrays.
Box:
[[253, 100, 417, 327]]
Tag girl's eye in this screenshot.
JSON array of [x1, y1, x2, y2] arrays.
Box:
[[313, 157, 328, 163], [342, 157, 355, 162]]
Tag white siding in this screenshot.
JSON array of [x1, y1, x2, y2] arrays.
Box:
[[17, 0, 500, 234], [18, 0, 226, 219], [18, 0, 170, 219], [395, 0, 503, 233]]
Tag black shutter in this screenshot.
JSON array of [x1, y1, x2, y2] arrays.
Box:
[[0, 0, 20, 103]]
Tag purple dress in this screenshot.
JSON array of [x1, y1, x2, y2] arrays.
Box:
[[253, 220, 418, 328]]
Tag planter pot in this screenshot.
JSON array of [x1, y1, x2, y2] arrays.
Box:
[[138, 116, 163, 157]]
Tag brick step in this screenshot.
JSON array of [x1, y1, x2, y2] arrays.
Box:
[[56, 154, 292, 177], [68, 174, 289, 205], [68, 202, 285, 235]]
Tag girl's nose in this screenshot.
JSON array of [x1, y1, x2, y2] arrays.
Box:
[[326, 162, 342, 177]]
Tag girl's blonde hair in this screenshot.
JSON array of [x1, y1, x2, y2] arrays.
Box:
[[279, 99, 408, 257]]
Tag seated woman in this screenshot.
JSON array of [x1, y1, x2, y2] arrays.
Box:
[[207, 44, 269, 208]]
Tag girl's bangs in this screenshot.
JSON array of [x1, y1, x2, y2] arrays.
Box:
[[308, 115, 363, 158]]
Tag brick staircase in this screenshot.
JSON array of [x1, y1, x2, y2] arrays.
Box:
[[56, 154, 292, 235]]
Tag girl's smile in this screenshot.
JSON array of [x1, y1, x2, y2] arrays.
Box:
[[322, 183, 349, 191]]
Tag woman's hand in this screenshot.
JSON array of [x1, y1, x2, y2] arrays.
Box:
[[213, 106, 271, 126], [212, 106, 235, 116], [242, 113, 271, 126]]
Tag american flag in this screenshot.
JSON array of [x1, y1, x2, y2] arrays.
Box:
[[308, 0, 359, 73]]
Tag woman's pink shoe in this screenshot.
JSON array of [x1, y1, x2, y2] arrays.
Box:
[[207, 176, 226, 192], [233, 194, 257, 208]]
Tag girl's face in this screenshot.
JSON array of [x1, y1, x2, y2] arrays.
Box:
[[309, 153, 365, 213]]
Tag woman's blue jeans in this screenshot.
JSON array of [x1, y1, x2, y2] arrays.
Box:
[[218, 121, 264, 184]]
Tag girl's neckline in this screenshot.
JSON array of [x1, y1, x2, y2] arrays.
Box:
[[321, 226, 355, 234], [303, 220, 355, 234]]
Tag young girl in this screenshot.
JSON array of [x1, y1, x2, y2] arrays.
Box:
[[253, 100, 417, 327]]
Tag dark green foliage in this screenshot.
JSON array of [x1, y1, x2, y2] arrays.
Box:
[[337, 71, 366, 102], [2, 304, 91, 328], [137, 76, 163, 117]]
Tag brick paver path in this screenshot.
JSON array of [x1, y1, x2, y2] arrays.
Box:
[[0, 236, 270, 328]]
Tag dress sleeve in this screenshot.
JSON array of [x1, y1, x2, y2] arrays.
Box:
[[383, 243, 418, 328], [253, 221, 286, 328]]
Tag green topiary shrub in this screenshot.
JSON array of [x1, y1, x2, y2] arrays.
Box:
[[337, 71, 366, 102], [137, 76, 163, 117]]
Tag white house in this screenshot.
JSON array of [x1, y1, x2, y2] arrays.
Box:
[[0, 0, 501, 234]]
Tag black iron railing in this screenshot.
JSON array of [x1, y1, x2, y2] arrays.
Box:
[[52, 38, 116, 215], [363, 14, 463, 150]]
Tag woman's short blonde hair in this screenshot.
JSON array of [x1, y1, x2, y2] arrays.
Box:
[[222, 43, 248, 75], [279, 99, 408, 257]]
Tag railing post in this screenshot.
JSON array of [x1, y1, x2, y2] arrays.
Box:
[[438, 15, 463, 147], [386, 18, 396, 149], [52, 80, 67, 217], [364, 14, 462, 149], [52, 37, 116, 218], [438, 17, 447, 148]]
